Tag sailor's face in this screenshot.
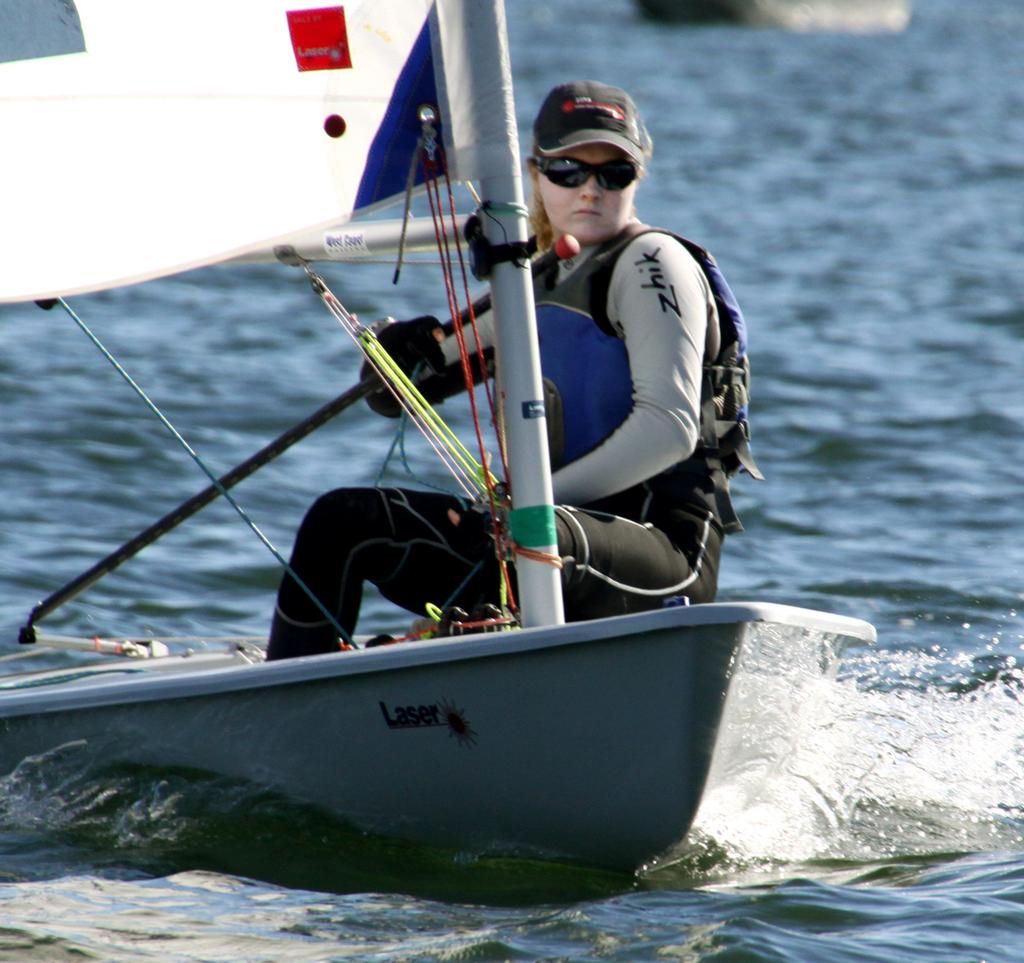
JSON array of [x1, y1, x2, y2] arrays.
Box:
[[535, 143, 639, 247]]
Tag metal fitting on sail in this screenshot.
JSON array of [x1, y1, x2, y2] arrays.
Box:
[[418, 104, 439, 161]]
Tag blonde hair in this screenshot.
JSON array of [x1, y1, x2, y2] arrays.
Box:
[[526, 159, 555, 253]]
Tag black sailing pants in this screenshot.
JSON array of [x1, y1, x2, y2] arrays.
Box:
[[267, 486, 721, 660]]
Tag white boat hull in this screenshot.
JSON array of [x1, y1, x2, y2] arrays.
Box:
[[0, 602, 873, 869]]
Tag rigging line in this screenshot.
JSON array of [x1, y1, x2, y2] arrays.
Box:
[[309, 281, 474, 493], [422, 163, 517, 608], [422, 153, 502, 496], [375, 400, 466, 496], [304, 266, 490, 498], [40, 298, 354, 649], [451, 193, 496, 402], [312, 275, 483, 496], [393, 130, 425, 286], [362, 334, 491, 491], [375, 418, 405, 486], [439, 164, 508, 483], [421, 149, 519, 614], [20, 376, 376, 639], [433, 163, 515, 506], [427, 154, 497, 463]]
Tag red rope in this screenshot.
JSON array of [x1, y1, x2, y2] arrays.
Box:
[[420, 142, 519, 616]]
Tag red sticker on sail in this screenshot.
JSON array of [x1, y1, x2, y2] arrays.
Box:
[[287, 7, 353, 71]]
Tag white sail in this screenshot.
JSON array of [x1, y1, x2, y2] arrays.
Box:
[[0, 0, 441, 301], [1, 0, 563, 623]]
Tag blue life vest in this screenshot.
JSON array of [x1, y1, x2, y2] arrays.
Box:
[[535, 302, 633, 467]]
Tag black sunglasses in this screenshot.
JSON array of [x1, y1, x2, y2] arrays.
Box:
[[533, 156, 639, 191]]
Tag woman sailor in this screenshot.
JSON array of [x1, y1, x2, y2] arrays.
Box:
[[266, 80, 753, 659]]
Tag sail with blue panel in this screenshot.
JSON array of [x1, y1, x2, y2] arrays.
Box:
[[0, 0, 447, 302]]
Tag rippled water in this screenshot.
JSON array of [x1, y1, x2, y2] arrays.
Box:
[[2, 0, 1023, 958]]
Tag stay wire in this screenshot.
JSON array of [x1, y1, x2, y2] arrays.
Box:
[[51, 298, 356, 648]]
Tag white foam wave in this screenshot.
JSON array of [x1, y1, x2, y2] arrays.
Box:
[[688, 633, 1024, 868]]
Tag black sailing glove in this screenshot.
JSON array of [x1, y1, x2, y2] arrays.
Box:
[[361, 315, 445, 417]]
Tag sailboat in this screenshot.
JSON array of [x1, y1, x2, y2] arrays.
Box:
[[0, 0, 874, 870], [633, 0, 911, 31]]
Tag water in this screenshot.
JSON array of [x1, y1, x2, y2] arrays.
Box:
[[2, 0, 1023, 957]]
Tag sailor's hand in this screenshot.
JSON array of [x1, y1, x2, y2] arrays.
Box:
[[446, 500, 496, 554], [375, 316, 445, 375], [362, 316, 445, 417]]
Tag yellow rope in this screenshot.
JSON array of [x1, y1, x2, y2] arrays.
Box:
[[359, 330, 498, 496]]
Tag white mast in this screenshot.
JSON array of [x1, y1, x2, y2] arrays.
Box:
[[433, 0, 564, 627]]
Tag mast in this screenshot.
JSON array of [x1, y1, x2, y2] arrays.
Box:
[[433, 0, 564, 627]]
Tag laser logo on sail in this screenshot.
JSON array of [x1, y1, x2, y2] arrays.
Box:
[[286, 7, 353, 72]]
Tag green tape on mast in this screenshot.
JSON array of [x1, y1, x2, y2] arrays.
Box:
[[508, 504, 557, 548]]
